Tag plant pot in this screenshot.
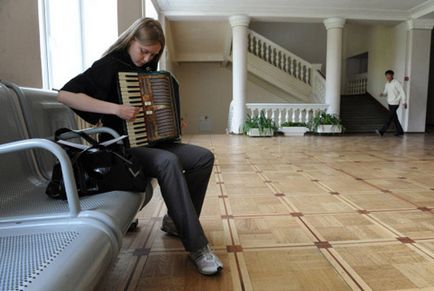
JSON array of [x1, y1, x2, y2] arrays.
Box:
[[247, 128, 274, 137], [280, 126, 308, 136], [316, 125, 342, 134]]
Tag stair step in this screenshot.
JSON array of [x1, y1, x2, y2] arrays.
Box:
[[340, 93, 391, 133]]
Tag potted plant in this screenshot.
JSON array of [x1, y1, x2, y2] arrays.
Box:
[[307, 112, 343, 134], [243, 110, 276, 137], [279, 121, 308, 136]]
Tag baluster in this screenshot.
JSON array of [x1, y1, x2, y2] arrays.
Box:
[[268, 45, 272, 64], [282, 54, 287, 72], [289, 58, 294, 76], [272, 48, 277, 66], [257, 39, 261, 58], [277, 51, 282, 70], [305, 109, 310, 123], [252, 37, 257, 56], [271, 109, 276, 124], [307, 68, 311, 85], [297, 63, 302, 80], [262, 42, 267, 61], [285, 109, 289, 123], [278, 109, 282, 127], [298, 109, 303, 123], [292, 109, 296, 122], [295, 61, 299, 79], [248, 34, 252, 53]]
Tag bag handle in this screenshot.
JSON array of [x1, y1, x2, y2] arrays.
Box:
[[55, 128, 99, 146]]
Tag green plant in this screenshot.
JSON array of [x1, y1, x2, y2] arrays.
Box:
[[243, 110, 277, 135], [307, 111, 343, 132], [280, 121, 307, 127]]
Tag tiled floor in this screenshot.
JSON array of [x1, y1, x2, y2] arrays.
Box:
[[96, 134, 434, 291]]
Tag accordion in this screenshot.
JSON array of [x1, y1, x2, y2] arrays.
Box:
[[117, 71, 181, 148]]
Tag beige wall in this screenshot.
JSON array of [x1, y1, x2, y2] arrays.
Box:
[[0, 0, 43, 87], [173, 62, 293, 134], [117, 0, 142, 34]]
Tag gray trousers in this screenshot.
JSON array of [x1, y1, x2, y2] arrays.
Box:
[[129, 143, 213, 252]]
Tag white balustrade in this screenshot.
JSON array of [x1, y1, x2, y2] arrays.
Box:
[[246, 103, 329, 127], [247, 30, 314, 85], [345, 73, 368, 95]]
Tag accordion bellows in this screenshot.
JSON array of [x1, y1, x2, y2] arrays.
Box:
[[117, 71, 181, 147]]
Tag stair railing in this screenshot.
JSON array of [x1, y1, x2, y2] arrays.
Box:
[[246, 29, 326, 102], [345, 73, 368, 95]]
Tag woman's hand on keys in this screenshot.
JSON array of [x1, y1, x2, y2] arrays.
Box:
[[116, 104, 140, 122]]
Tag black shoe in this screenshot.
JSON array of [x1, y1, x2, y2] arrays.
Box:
[[375, 129, 384, 137], [394, 132, 404, 136]]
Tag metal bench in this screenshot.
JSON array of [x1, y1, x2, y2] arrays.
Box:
[[0, 81, 153, 290]]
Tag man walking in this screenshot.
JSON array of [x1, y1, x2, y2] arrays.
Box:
[[376, 70, 407, 137]]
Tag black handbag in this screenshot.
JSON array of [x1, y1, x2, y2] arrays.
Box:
[[46, 128, 146, 199]]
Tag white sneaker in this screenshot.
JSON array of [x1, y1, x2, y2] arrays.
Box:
[[190, 245, 223, 275]]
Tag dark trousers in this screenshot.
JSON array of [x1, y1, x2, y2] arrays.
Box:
[[129, 143, 214, 252], [380, 104, 404, 134]]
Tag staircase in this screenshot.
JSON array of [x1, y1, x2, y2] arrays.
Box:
[[229, 29, 326, 103], [340, 94, 392, 133]]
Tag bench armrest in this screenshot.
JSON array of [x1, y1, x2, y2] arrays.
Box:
[[0, 138, 81, 217]]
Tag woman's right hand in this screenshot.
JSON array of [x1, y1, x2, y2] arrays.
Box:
[[116, 104, 140, 122]]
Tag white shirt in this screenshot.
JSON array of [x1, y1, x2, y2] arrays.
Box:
[[383, 79, 406, 105]]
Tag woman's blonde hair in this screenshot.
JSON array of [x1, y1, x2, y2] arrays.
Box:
[[104, 17, 165, 64]]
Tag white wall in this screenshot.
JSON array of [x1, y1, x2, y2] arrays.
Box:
[[343, 21, 433, 132], [343, 23, 399, 108], [0, 0, 43, 87], [173, 62, 294, 134], [250, 22, 327, 73], [404, 27, 432, 132]]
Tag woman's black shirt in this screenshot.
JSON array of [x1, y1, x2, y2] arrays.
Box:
[[61, 50, 159, 137]]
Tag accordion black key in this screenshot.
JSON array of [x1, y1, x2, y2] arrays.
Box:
[[117, 71, 181, 148]]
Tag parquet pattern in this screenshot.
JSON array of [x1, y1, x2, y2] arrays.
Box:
[[96, 134, 434, 291]]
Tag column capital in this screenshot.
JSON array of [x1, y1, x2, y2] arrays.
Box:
[[323, 17, 346, 30], [407, 19, 434, 30], [229, 15, 250, 28]]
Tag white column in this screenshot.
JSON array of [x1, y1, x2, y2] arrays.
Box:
[[323, 17, 346, 116], [228, 15, 250, 134], [402, 19, 434, 132]]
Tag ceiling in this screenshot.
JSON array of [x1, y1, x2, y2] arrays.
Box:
[[160, 0, 434, 64], [154, 0, 434, 22]]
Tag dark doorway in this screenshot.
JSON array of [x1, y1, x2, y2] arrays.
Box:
[[345, 52, 368, 95]]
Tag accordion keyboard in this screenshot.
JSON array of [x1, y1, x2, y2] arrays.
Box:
[[118, 71, 180, 147]]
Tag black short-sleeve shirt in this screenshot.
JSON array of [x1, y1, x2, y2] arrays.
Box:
[[61, 50, 159, 136]]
